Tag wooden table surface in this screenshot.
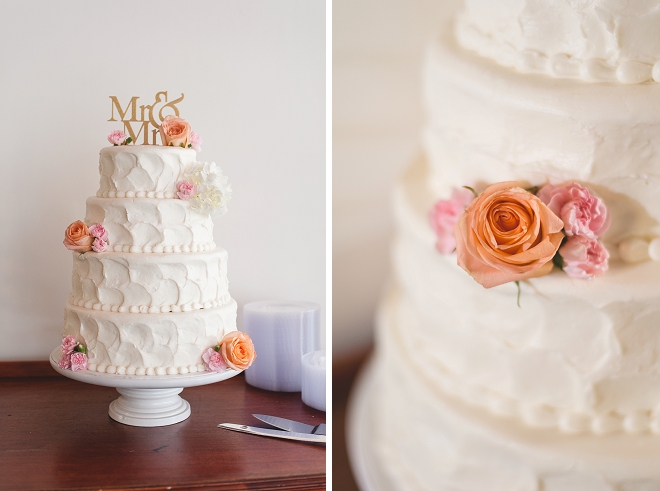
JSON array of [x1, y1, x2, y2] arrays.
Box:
[[0, 362, 325, 491]]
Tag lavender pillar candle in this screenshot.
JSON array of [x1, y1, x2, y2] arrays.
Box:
[[242, 301, 320, 392]]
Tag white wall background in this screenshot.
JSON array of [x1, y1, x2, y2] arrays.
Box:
[[333, 0, 460, 360], [0, 1, 326, 361]]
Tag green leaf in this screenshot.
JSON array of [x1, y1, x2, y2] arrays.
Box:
[[526, 185, 539, 195], [124, 136, 133, 145], [180, 143, 185, 148], [515, 281, 521, 308], [113, 144, 118, 147], [463, 186, 478, 198], [213, 344, 221, 352], [188, 143, 192, 148], [74, 344, 86, 354], [552, 252, 564, 270]]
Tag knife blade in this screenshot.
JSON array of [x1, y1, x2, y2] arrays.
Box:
[[218, 423, 326, 443], [253, 414, 326, 436]]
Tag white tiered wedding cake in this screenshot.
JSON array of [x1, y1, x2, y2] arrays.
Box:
[[58, 117, 255, 377], [355, 1, 660, 489]]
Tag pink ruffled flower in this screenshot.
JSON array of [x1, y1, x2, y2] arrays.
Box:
[[176, 180, 197, 200], [107, 130, 128, 146], [537, 183, 610, 239], [559, 236, 609, 279], [58, 353, 72, 370], [429, 188, 475, 254], [88, 223, 108, 241], [190, 131, 202, 152], [202, 347, 228, 372], [70, 352, 88, 371], [61, 335, 78, 355], [92, 238, 107, 253]]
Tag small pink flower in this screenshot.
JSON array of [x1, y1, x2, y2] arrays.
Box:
[[202, 347, 228, 372], [70, 352, 88, 371], [537, 183, 610, 239], [61, 335, 78, 355], [429, 188, 475, 254], [58, 353, 72, 370], [559, 236, 609, 279], [176, 180, 197, 200], [190, 131, 202, 152], [88, 223, 108, 241], [91, 238, 107, 253], [107, 130, 128, 146]]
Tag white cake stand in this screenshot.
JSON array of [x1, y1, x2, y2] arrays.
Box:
[[49, 348, 241, 427]]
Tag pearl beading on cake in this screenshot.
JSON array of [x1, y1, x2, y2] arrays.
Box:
[[87, 362, 207, 376], [96, 190, 177, 199], [458, 23, 660, 84], [69, 294, 232, 313], [107, 242, 216, 253]]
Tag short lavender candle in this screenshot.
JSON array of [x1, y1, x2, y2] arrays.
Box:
[[242, 301, 320, 392], [301, 350, 326, 411]]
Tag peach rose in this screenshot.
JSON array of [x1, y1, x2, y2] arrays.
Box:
[[63, 220, 94, 252], [455, 182, 564, 288], [159, 115, 191, 147], [220, 331, 257, 371]]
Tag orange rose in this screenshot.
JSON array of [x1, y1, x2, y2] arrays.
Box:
[[455, 182, 564, 288], [63, 220, 94, 252], [159, 115, 191, 147], [220, 331, 257, 371]]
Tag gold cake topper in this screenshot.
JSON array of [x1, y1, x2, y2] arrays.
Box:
[[108, 91, 184, 145]]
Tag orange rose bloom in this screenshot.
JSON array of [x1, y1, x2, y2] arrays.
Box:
[[455, 182, 564, 288], [220, 331, 257, 371], [159, 115, 191, 147], [63, 220, 94, 252]]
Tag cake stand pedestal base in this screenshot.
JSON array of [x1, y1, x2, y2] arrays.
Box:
[[108, 387, 191, 427]]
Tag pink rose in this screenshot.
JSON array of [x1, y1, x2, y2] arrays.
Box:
[[176, 180, 197, 200], [159, 115, 191, 147], [537, 183, 610, 239], [559, 236, 609, 279], [202, 347, 228, 372], [430, 188, 475, 254], [61, 335, 78, 355], [190, 131, 202, 152], [88, 223, 108, 241], [107, 130, 127, 146], [58, 353, 72, 370], [70, 352, 88, 371], [63, 220, 94, 252], [92, 238, 107, 253]]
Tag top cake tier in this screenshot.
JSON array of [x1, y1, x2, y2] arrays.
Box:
[[97, 145, 196, 198], [456, 0, 660, 83]]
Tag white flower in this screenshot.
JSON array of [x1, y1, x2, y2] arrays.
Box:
[[184, 161, 232, 216]]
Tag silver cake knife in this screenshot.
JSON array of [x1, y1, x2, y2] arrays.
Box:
[[253, 414, 326, 435], [218, 423, 326, 443]]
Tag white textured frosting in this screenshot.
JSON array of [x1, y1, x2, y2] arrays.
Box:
[[425, 31, 660, 249], [69, 248, 230, 313], [85, 196, 215, 252], [456, 0, 660, 83], [393, 158, 660, 431], [63, 300, 236, 375], [97, 145, 196, 197], [367, 305, 660, 490]]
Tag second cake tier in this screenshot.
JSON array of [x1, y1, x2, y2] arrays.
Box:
[[69, 248, 230, 313]]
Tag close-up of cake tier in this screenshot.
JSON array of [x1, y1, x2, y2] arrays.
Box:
[[85, 196, 215, 253], [353, 1, 660, 489], [69, 248, 230, 313], [97, 145, 196, 198], [63, 300, 237, 375]]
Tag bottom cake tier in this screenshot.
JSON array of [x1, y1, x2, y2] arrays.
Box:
[[363, 290, 660, 491], [62, 299, 237, 375]]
